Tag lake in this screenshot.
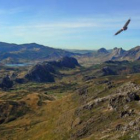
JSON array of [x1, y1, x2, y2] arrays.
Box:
[[5, 63, 33, 67]]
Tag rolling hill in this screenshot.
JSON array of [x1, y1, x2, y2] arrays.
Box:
[[0, 42, 75, 63], [1, 41, 140, 66]]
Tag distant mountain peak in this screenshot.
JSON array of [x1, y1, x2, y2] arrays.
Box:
[[112, 47, 125, 55], [97, 48, 109, 54]]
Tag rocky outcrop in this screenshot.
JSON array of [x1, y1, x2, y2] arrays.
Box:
[[109, 92, 140, 111], [112, 47, 125, 56], [48, 56, 80, 68], [115, 117, 140, 132], [120, 109, 134, 118], [0, 75, 13, 89], [76, 82, 140, 115], [25, 63, 55, 83], [108, 82, 140, 110]]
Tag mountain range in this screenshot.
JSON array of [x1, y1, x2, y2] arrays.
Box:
[[1, 41, 140, 65], [0, 42, 75, 63], [77, 46, 140, 65], [1, 42, 140, 139]]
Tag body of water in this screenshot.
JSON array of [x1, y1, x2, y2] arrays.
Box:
[[5, 63, 33, 67]]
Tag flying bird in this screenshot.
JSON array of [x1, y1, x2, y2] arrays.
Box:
[[114, 19, 131, 35]]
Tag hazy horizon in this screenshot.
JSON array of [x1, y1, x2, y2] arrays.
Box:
[[0, 0, 140, 50], [0, 40, 136, 51]]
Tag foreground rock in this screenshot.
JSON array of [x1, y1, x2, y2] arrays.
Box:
[[109, 92, 140, 111], [72, 82, 140, 140]]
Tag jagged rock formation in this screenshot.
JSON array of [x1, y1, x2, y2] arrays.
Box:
[[110, 47, 126, 60], [77, 46, 140, 65]]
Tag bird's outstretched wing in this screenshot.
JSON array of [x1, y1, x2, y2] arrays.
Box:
[[123, 19, 131, 28], [114, 29, 123, 35]]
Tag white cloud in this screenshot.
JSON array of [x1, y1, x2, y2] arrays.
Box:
[[5, 21, 98, 30]]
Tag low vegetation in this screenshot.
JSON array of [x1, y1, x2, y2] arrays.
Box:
[[1, 58, 140, 139]]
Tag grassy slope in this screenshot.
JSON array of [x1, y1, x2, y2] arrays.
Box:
[[1, 64, 140, 139]]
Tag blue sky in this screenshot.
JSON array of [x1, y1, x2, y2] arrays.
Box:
[[0, 0, 140, 50]]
